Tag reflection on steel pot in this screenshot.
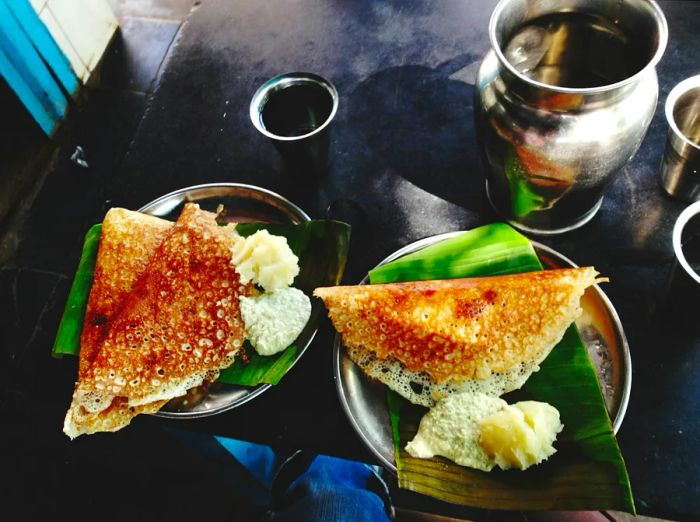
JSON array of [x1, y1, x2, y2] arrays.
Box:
[[474, 0, 668, 235]]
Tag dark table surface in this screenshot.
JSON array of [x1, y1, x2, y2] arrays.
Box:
[[2, 0, 699, 519]]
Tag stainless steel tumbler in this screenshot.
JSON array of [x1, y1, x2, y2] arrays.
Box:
[[250, 72, 338, 179], [660, 75, 700, 202]]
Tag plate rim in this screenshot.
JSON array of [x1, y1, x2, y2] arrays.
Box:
[[136, 182, 314, 419], [137, 182, 311, 222], [333, 231, 631, 472]]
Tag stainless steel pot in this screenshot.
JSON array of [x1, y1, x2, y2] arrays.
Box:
[[474, 0, 668, 234]]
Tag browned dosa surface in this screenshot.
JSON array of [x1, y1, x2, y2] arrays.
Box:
[[314, 268, 599, 383], [65, 204, 250, 437], [79, 208, 172, 377]]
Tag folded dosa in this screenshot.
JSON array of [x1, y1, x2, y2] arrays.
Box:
[[314, 268, 600, 406], [79, 208, 172, 377], [64, 204, 250, 437], [67, 209, 172, 436]]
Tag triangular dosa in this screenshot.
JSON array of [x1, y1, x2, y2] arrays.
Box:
[[64, 204, 250, 437], [66, 208, 172, 436], [314, 268, 600, 406]]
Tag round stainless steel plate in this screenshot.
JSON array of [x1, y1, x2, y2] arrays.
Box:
[[333, 232, 631, 473], [138, 183, 312, 419]]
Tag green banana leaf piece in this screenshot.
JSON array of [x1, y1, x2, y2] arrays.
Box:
[[369, 222, 541, 283], [52, 219, 350, 387], [374, 224, 634, 513], [218, 343, 299, 386], [52, 224, 102, 357]]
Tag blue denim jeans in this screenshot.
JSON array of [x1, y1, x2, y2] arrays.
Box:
[[263, 452, 393, 521], [168, 429, 393, 521]]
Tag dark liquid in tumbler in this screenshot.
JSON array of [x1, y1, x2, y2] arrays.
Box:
[[261, 83, 333, 137], [660, 224, 700, 327], [682, 233, 700, 277], [503, 11, 650, 88]]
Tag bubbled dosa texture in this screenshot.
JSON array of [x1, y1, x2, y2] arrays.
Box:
[[79, 208, 172, 377], [314, 268, 600, 384], [64, 204, 251, 437]]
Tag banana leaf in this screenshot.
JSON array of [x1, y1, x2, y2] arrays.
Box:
[[219, 220, 351, 385], [52, 219, 350, 387], [218, 343, 298, 386], [369, 222, 541, 283], [374, 224, 634, 513], [52, 224, 102, 357]]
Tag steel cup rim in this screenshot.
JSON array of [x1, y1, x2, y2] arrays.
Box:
[[665, 75, 700, 153], [673, 200, 700, 285], [249, 71, 339, 142], [488, 0, 668, 95]]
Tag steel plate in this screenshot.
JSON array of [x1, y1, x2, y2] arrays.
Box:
[[138, 183, 312, 418], [333, 232, 631, 473]]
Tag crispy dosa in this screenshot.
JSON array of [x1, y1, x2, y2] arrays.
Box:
[[67, 209, 172, 436], [314, 267, 600, 406], [79, 208, 172, 377], [64, 204, 250, 437]]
